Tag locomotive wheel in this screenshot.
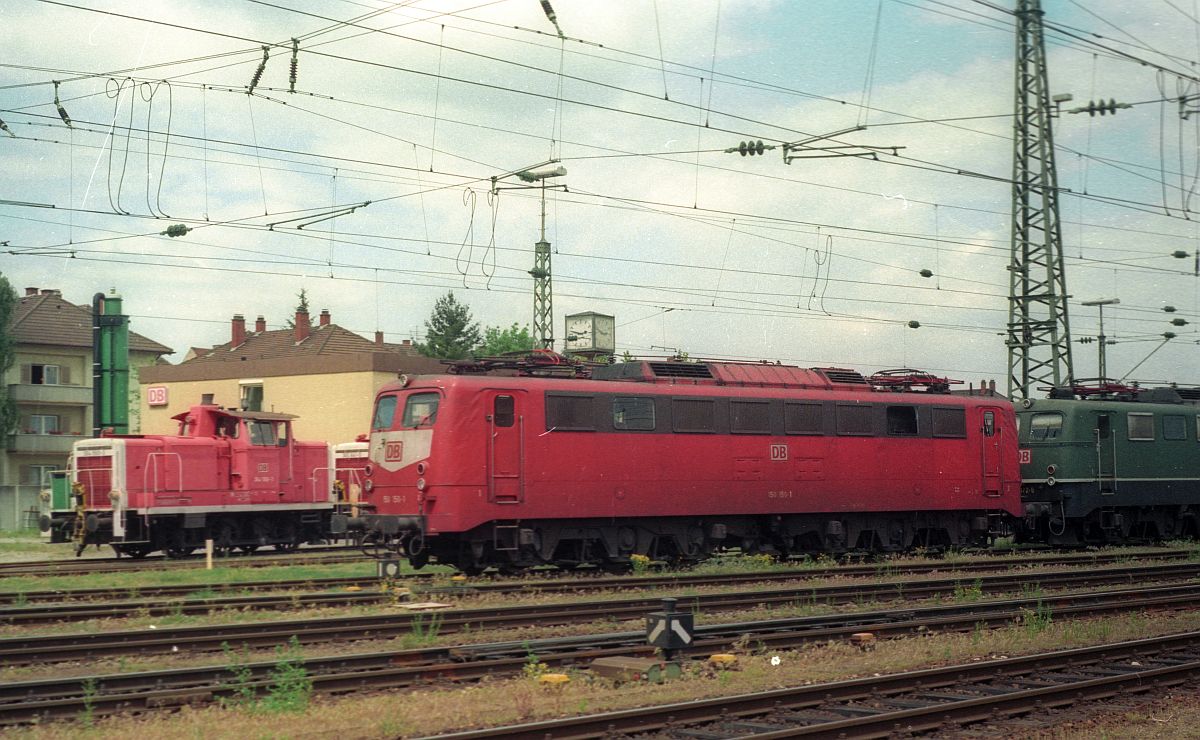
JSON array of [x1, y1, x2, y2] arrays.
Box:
[[275, 541, 300, 553], [165, 546, 195, 559], [115, 544, 152, 559], [238, 545, 259, 554], [212, 522, 236, 555]]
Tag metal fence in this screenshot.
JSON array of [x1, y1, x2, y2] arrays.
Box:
[[0, 486, 46, 531]]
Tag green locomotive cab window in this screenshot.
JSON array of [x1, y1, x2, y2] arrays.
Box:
[[402, 392, 440, 428], [1163, 415, 1187, 441], [613, 397, 655, 431], [1127, 412, 1155, 441], [372, 395, 398, 431], [1028, 412, 1062, 441]]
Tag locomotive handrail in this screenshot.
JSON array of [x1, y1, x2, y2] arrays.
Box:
[[143, 452, 184, 494], [311, 466, 341, 503]]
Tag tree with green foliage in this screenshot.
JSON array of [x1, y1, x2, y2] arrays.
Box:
[[477, 323, 534, 356], [0, 275, 17, 436], [416, 292, 481, 360], [285, 288, 310, 328]]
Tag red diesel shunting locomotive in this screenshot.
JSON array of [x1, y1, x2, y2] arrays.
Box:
[[48, 399, 336, 558], [336, 359, 1021, 572]]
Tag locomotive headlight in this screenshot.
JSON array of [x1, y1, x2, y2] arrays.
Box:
[[1046, 464, 1057, 475], [363, 464, 373, 477], [363, 480, 374, 493], [416, 462, 427, 475], [415, 478, 427, 491]]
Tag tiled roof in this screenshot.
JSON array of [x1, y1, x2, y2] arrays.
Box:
[[184, 324, 419, 363], [11, 291, 173, 355]]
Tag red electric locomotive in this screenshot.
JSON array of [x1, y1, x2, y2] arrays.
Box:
[[48, 399, 336, 558], [337, 359, 1021, 571]]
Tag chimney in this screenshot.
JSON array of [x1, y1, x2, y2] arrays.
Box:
[[25, 287, 38, 296], [375, 330, 384, 347], [231, 314, 246, 347], [319, 309, 331, 327], [40, 289, 58, 296], [255, 315, 266, 333], [295, 309, 310, 343]]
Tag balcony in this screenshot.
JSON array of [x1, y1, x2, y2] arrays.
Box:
[[7, 433, 86, 455], [8, 383, 92, 406]]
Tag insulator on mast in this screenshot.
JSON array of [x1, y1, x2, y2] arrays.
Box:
[[289, 38, 298, 93], [53, 81, 72, 127], [248, 46, 269, 94]]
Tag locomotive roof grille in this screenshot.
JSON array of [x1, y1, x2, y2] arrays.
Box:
[[648, 362, 714, 379], [820, 369, 869, 385]]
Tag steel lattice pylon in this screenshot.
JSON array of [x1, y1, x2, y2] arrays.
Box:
[[532, 239, 553, 349], [1007, 0, 1074, 401]]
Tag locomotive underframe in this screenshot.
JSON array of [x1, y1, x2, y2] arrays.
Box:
[[52, 508, 333, 558], [1021, 482, 1200, 546], [360, 509, 1006, 571]]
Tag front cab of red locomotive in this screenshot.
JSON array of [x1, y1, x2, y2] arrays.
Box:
[[334, 375, 446, 566]]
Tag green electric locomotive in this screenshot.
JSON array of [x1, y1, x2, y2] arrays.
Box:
[[1016, 387, 1200, 545]]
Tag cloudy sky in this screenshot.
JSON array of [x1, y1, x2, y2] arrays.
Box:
[[3, 0, 1199, 392]]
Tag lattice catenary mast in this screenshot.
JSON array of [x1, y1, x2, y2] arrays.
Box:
[[1007, 0, 1074, 400]]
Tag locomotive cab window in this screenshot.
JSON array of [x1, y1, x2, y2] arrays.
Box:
[[730, 401, 770, 434], [885, 406, 918, 436], [931, 407, 966, 438], [247, 420, 281, 446], [1163, 414, 1187, 441], [835, 404, 874, 436], [672, 398, 716, 433], [1029, 412, 1062, 441], [546, 394, 595, 431], [372, 395, 398, 431], [784, 402, 823, 435], [613, 397, 655, 431], [1127, 412, 1155, 441], [401, 392, 440, 428], [493, 395, 514, 428]]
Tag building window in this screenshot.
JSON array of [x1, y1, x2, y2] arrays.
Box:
[[885, 406, 918, 436], [21, 465, 58, 487], [1128, 413, 1155, 441], [730, 401, 770, 434], [1164, 415, 1187, 441], [784, 402, 823, 434], [613, 397, 655, 431], [23, 363, 69, 385], [672, 398, 716, 433], [27, 415, 59, 434], [545, 394, 595, 431], [239, 381, 264, 412], [931, 407, 967, 437]]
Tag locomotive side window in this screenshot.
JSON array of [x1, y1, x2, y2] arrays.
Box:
[[885, 406, 918, 436], [546, 394, 595, 431], [613, 397, 655, 431], [730, 401, 770, 434], [372, 395, 398, 431], [1029, 412, 1062, 441], [1163, 415, 1187, 441], [402, 392, 440, 428], [247, 420, 278, 446], [835, 404, 874, 436], [931, 407, 966, 437], [784, 402, 823, 434], [493, 395, 515, 427], [1127, 412, 1155, 441], [672, 399, 716, 433]]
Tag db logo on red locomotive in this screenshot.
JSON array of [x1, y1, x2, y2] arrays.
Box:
[[384, 441, 404, 462]]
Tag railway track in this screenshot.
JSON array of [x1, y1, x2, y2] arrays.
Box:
[[0, 545, 363, 578], [2, 580, 1199, 726], [1, 548, 1191, 609], [4, 559, 1200, 661]]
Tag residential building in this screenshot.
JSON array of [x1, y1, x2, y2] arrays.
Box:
[[138, 309, 444, 445], [2, 287, 172, 528]]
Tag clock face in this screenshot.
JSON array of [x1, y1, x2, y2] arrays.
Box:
[[594, 317, 615, 351], [565, 317, 592, 349]]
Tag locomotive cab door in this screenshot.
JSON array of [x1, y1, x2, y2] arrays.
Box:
[[486, 392, 524, 504], [1094, 412, 1116, 494], [980, 407, 1005, 497]]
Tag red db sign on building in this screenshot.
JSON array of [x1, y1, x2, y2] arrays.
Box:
[[147, 386, 169, 407]]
